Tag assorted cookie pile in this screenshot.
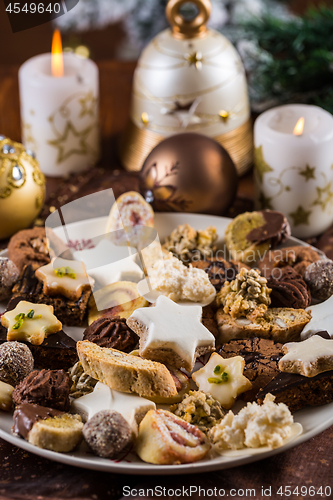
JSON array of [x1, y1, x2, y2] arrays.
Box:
[[1, 197, 333, 466]]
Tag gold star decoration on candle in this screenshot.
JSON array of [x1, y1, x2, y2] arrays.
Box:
[[219, 110, 229, 123], [289, 205, 311, 226], [79, 92, 97, 118], [299, 165, 316, 181], [254, 146, 273, 184], [313, 182, 333, 211], [141, 112, 150, 125], [184, 51, 203, 69], [48, 121, 94, 164]]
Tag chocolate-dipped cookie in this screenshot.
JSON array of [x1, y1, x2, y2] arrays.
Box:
[[225, 210, 291, 264]]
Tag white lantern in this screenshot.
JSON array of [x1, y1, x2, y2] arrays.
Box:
[[119, 0, 253, 176]]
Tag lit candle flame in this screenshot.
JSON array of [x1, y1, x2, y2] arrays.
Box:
[[51, 29, 64, 78], [293, 117, 305, 136]]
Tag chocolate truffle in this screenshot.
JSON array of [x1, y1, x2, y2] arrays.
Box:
[[0, 257, 19, 301], [83, 317, 139, 352], [304, 259, 333, 301], [0, 341, 34, 387], [12, 369, 72, 411], [83, 410, 132, 458]]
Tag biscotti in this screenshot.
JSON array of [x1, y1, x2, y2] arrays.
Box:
[[216, 307, 311, 343], [77, 340, 178, 399]]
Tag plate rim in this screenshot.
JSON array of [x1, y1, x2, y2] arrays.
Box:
[[0, 212, 331, 475]]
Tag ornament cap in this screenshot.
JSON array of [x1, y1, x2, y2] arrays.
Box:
[[166, 0, 211, 39]]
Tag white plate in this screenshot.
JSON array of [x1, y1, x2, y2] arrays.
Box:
[[0, 212, 332, 475]]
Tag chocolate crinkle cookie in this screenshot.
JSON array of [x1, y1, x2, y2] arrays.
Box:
[[12, 369, 72, 411], [83, 317, 139, 352], [0, 258, 20, 301], [0, 341, 34, 387], [83, 410, 132, 458], [267, 267, 311, 309], [304, 259, 333, 301]]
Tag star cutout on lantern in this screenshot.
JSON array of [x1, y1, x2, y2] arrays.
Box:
[[48, 121, 94, 164], [127, 295, 215, 372], [299, 165, 316, 181], [72, 382, 155, 436], [184, 51, 203, 69], [313, 182, 333, 211], [258, 191, 273, 210], [254, 146, 273, 184], [164, 98, 201, 129], [288, 205, 311, 226], [79, 91, 97, 118]]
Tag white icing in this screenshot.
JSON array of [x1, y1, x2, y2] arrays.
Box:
[[280, 335, 333, 376], [72, 382, 155, 436], [36, 257, 92, 299], [301, 295, 333, 339], [192, 353, 252, 409], [146, 253, 216, 304], [2, 300, 62, 345], [129, 295, 215, 371]]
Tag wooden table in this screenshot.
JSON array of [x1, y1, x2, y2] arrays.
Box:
[[0, 61, 332, 500]]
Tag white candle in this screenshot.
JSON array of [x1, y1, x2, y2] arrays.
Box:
[[19, 36, 100, 177], [254, 104, 333, 238]]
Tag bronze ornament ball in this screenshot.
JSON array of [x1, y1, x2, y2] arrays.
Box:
[[139, 133, 238, 215]]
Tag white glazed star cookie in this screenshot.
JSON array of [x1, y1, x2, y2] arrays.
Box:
[[72, 381, 155, 436], [127, 295, 215, 372], [1, 300, 62, 345], [279, 335, 333, 377], [301, 295, 333, 339], [36, 257, 92, 301], [192, 352, 252, 409]]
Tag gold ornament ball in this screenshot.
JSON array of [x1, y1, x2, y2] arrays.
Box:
[[0, 137, 45, 240], [139, 133, 238, 214]]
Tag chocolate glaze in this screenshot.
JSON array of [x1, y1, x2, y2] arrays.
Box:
[[219, 338, 284, 402], [257, 369, 333, 400], [13, 403, 63, 439], [247, 210, 291, 247]]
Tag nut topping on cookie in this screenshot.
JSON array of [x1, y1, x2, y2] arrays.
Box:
[[279, 335, 333, 377], [127, 295, 215, 372], [192, 353, 252, 409], [35, 258, 92, 300], [1, 301, 62, 345]]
